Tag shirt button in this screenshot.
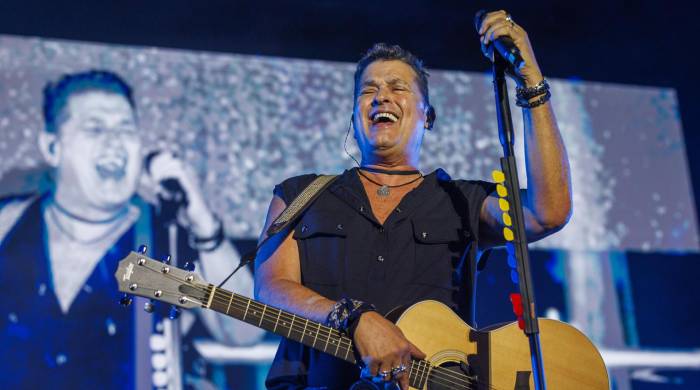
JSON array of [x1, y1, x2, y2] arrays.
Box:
[[359, 206, 365, 212], [422, 232, 428, 239], [377, 255, 384, 262], [301, 225, 308, 233], [379, 227, 385, 233], [336, 224, 343, 230], [395, 207, 402, 213]]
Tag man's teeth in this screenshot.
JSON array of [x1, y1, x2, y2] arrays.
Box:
[[95, 156, 127, 179], [373, 112, 398, 123]]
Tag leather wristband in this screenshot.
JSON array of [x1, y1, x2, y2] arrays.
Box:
[[325, 297, 377, 338], [516, 89, 551, 109], [515, 78, 549, 101]]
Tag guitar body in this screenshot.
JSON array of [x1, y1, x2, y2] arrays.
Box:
[[394, 300, 609, 389]]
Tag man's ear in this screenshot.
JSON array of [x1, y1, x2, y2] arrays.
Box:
[[38, 131, 61, 167], [424, 105, 436, 130]]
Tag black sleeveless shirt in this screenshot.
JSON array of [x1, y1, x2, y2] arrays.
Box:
[[266, 168, 494, 390]]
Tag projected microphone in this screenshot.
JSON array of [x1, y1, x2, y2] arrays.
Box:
[[474, 10, 525, 70], [145, 151, 189, 224]]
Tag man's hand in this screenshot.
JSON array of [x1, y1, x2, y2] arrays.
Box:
[[144, 151, 218, 237], [477, 10, 543, 87], [354, 311, 426, 390]]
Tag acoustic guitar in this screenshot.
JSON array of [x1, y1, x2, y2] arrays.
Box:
[[115, 251, 609, 389]]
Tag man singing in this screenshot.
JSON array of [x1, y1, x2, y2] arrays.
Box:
[[255, 10, 572, 390], [0, 70, 263, 388]]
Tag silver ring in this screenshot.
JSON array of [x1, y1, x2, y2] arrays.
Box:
[[391, 364, 407, 375], [505, 14, 515, 27], [378, 370, 391, 378]]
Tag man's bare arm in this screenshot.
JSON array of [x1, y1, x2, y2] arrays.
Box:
[[254, 195, 336, 323], [478, 10, 572, 248], [479, 99, 572, 248]]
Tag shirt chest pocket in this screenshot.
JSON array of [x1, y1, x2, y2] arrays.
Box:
[[410, 217, 471, 287], [293, 211, 348, 293]]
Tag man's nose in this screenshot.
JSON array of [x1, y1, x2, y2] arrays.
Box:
[[372, 87, 390, 105], [103, 130, 126, 148]]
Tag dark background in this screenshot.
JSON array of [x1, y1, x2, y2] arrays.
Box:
[[2, 1, 698, 388]]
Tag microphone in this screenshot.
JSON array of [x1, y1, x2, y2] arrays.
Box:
[[474, 10, 524, 70], [144, 151, 189, 224]]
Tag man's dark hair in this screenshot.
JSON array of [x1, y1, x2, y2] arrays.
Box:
[[353, 43, 431, 106], [43, 70, 136, 134]]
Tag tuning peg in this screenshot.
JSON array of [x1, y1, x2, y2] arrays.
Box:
[[144, 299, 156, 313], [162, 255, 171, 265], [183, 261, 195, 272], [168, 306, 181, 320], [119, 293, 133, 307], [137, 245, 148, 254]]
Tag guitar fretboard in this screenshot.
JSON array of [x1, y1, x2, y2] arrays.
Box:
[[206, 285, 357, 363], [203, 285, 431, 388]]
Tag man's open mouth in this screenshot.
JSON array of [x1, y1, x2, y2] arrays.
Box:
[[371, 111, 399, 125], [95, 155, 127, 180]]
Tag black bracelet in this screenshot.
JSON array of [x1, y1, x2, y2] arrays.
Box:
[[516, 79, 549, 101], [325, 297, 377, 338], [188, 215, 225, 252], [516, 89, 551, 109]]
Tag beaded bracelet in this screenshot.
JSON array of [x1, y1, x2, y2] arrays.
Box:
[[325, 297, 377, 338], [515, 79, 549, 101], [516, 89, 551, 109]]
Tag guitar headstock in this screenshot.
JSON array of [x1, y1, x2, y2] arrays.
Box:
[[114, 250, 211, 310]]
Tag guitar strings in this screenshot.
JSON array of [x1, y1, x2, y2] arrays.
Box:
[[205, 288, 495, 390], [208, 290, 487, 390], [204, 287, 485, 389], [129, 285, 470, 389], [136, 258, 485, 389], [165, 284, 482, 389], [144, 271, 486, 390], [203, 280, 483, 389], [135, 263, 496, 390], [136, 262, 355, 353]]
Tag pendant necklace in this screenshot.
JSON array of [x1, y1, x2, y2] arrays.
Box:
[[357, 167, 423, 197]]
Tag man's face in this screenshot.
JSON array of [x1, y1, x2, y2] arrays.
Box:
[[53, 90, 142, 210], [353, 60, 428, 162]]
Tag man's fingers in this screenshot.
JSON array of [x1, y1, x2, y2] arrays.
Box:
[[478, 10, 508, 34], [487, 25, 515, 45], [482, 21, 512, 45], [398, 374, 409, 390], [408, 341, 426, 359]]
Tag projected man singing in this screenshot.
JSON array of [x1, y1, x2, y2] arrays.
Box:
[[0, 70, 263, 389], [255, 10, 572, 390]]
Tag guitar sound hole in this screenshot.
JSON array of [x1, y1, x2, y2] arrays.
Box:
[[427, 361, 471, 390]]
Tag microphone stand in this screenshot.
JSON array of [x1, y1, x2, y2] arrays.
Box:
[[491, 52, 547, 390]]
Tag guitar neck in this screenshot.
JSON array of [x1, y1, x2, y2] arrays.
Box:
[[115, 251, 430, 388], [204, 285, 357, 364], [203, 285, 429, 388]]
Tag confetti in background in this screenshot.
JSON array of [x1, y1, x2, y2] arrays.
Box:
[[0, 35, 696, 252]]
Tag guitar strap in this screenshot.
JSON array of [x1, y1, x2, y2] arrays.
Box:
[[266, 174, 339, 236], [217, 174, 339, 289]]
